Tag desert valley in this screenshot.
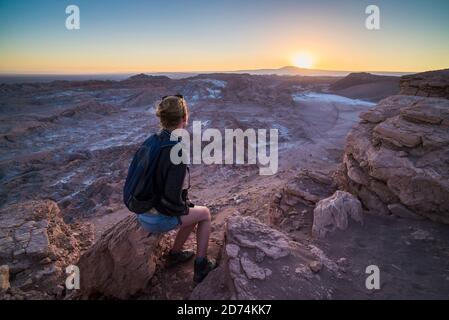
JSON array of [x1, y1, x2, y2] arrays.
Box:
[[1, 68, 449, 300]]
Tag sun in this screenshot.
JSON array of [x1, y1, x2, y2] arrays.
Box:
[[293, 53, 314, 69]]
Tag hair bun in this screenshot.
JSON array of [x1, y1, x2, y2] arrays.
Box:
[[154, 96, 187, 129]]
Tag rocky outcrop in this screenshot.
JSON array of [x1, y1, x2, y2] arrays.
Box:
[[312, 191, 363, 238], [269, 170, 337, 230], [190, 215, 341, 300], [400, 69, 449, 99], [0, 200, 93, 298], [77, 215, 166, 299], [340, 95, 449, 223]]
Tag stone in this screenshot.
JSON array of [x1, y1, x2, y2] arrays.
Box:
[[225, 244, 240, 258], [240, 256, 266, 280], [337, 258, 348, 268], [191, 215, 340, 300], [309, 261, 322, 273], [77, 215, 166, 299], [295, 265, 309, 275], [0, 265, 10, 291], [26, 229, 50, 257], [309, 245, 341, 274], [227, 216, 291, 260], [312, 191, 363, 238]]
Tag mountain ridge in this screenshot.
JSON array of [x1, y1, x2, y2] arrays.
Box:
[[0, 66, 416, 84]]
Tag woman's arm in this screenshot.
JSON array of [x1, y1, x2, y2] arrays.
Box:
[[159, 160, 188, 216]]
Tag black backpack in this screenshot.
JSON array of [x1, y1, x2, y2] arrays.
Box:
[[123, 131, 178, 213]]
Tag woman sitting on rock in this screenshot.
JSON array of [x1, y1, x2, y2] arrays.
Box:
[[137, 95, 216, 283]]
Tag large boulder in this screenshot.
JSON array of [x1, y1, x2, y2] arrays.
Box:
[[0, 200, 92, 298], [190, 215, 341, 300], [77, 215, 166, 299], [340, 95, 449, 223], [312, 191, 363, 238]]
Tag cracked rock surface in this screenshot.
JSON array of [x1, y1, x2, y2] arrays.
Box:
[[0, 200, 93, 298], [340, 95, 449, 223], [191, 215, 340, 300]]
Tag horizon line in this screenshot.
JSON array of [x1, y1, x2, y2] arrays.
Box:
[[0, 65, 424, 77]]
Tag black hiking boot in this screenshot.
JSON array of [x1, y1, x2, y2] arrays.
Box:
[[166, 250, 195, 268], [193, 257, 217, 283]]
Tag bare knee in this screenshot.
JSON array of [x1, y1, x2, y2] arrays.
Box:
[[201, 207, 211, 222]]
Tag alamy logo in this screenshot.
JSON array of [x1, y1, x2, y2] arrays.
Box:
[[365, 265, 380, 290], [65, 5, 80, 30], [365, 5, 380, 30], [169, 121, 279, 175], [65, 265, 80, 290]]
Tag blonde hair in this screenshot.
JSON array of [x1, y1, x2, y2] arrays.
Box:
[[155, 96, 188, 129]]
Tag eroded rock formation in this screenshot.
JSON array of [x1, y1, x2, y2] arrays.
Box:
[[400, 69, 449, 99], [269, 170, 337, 230], [77, 215, 167, 299], [190, 215, 341, 300], [0, 200, 93, 298], [312, 191, 363, 238], [340, 95, 449, 223]]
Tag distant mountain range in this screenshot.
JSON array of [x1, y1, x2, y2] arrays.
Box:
[[0, 66, 415, 84], [234, 66, 413, 77], [145, 66, 413, 79]]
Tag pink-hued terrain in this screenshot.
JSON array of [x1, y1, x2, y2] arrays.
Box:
[[1, 69, 449, 300]]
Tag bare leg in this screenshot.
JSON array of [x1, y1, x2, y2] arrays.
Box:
[[172, 223, 196, 252], [179, 206, 211, 258]]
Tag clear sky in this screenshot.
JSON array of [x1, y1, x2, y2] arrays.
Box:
[[0, 0, 448, 74]]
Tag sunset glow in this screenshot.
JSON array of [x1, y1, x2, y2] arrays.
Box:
[[293, 53, 315, 69], [0, 1, 448, 74]]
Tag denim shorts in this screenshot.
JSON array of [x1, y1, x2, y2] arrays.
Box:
[[137, 210, 182, 233]]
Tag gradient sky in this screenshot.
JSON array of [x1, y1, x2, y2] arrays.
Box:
[[0, 0, 448, 74]]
